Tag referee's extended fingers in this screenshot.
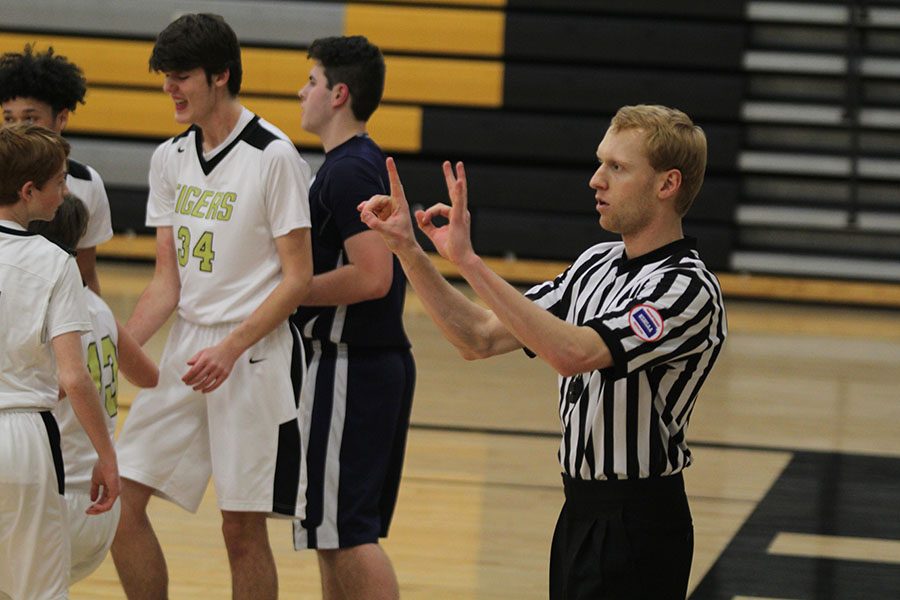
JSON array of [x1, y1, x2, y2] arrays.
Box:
[[385, 157, 405, 201], [449, 161, 468, 218], [420, 203, 451, 225]]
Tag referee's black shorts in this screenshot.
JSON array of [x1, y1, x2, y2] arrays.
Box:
[[550, 473, 693, 600], [295, 342, 415, 550]]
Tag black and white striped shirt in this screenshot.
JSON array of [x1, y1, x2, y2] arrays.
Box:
[[526, 237, 727, 480]]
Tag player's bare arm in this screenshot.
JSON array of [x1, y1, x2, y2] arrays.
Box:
[[181, 227, 312, 393], [359, 157, 520, 359], [302, 229, 393, 306], [76, 246, 102, 295], [125, 226, 180, 346], [421, 160, 613, 377], [52, 331, 120, 514], [115, 319, 159, 388]]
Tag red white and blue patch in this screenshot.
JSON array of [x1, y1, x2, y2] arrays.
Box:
[[628, 304, 664, 342]]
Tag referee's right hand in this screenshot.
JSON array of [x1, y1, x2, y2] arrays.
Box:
[[359, 156, 419, 256]]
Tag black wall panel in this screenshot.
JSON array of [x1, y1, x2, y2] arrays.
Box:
[[108, 187, 152, 235], [397, 158, 737, 222], [472, 209, 617, 262], [504, 64, 744, 121], [505, 14, 746, 69], [506, 0, 748, 20], [422, 108, 741, 172], [470, 209, 733, 271]]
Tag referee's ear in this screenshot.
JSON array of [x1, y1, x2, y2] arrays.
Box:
[[657, 169, 682, 201]]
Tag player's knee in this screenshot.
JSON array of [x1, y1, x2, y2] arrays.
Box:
[[220, 512, 267, 551], [118, 480, 152, 515]]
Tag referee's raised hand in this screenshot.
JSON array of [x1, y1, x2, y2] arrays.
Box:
[[414, 160, 475, 266], [358, 156, 419, 255]]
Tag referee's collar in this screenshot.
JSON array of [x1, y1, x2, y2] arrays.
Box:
[[619, 237, 697, 272]]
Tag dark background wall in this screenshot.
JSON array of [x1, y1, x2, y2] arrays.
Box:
[[2, 0, 898, 282]]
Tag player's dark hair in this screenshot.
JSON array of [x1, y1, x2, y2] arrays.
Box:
[[0, 44, 87, 115], [150, 13, 243, 96], [28, 192, 89, 249], [308, 36, 385, 122], [0, 124, 69, 206]]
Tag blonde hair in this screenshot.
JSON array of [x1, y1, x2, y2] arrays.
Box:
[[0, 124, 69, 205], [610, 105, 707, 216]]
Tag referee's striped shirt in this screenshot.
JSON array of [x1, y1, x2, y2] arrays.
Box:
[[525, 237, 727, 480]]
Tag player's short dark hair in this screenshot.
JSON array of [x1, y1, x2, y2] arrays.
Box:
[[28, 192, 88, 249], [0, 44, 87, 115], [150, 13, 243, 96], [0, 124, 69, 206], [308, 36, 385, 122]]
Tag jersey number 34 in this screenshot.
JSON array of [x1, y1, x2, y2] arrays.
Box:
[[177, 226, 216, 272]]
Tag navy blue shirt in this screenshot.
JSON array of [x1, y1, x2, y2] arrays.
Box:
[[292, 135, 410, 349]]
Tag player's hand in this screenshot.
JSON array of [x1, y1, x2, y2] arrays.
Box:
[[415, 161, 475, 265], [358, 157, 420, 256], [87, 456, 120, 515], [182, 341, 240, 393]]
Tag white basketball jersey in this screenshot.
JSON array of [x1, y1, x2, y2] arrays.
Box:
[[0, 222, 90, 410], [146, 108, 311, 325], [52, 288, 118, 491], [67, 159, 113, 250]]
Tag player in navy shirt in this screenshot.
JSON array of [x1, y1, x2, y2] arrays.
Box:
[[291, 36, 414, 600]]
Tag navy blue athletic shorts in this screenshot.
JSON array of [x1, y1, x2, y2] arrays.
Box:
[[294, 340, 415, 549]]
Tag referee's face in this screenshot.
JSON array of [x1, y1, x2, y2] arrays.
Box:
[[590, 127, 661, 236]]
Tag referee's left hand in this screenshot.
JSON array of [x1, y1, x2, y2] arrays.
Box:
[[416, 160, 475, 266]]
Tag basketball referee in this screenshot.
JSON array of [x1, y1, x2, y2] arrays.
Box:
[[359, 104, 727, 599]]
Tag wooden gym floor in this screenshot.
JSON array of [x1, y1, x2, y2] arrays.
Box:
[[70, 261, 900, 599]]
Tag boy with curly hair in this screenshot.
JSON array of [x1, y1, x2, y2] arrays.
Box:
[[0, 44, 114, 294]]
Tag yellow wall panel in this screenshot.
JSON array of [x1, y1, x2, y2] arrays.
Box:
[[1, 32, 502, 108], [66, 88, 422, 153], [0, 33, 159, 88], [387, 56, 503, 107], [345, 4, 505, 57], [66, 88, 184, 138]]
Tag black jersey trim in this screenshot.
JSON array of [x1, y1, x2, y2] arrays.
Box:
[[194, 115, 268, 176], [40, 411, 65, 495], [618, 237, 697, 274], [0, 224, 38, 237], [3, 224, 77, 256], [67, 158, 92, 181]]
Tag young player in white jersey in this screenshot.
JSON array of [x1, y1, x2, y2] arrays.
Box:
[[0, 124, 119, 600], [0, 44, 114, 294], [30, 193, 159, 584], [111, 14, 313, 600], [359, 105, 725, 599]]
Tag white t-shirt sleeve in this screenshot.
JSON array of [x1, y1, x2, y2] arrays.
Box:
[[263, 140, 311, 238], [145, 142, 176, 227], [47, 258, 91, 340], [77, 166, 114, 248]]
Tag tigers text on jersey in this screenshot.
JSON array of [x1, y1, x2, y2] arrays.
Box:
[[67, 159, 113, 250], [525, 238, 727, 481], [0, 222, 91, 410], [53, 288, 118, 491], [146, 107, 311, 325]]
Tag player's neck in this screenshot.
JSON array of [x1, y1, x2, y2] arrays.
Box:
[[0, 203, 28, 228], [197, 99, 244, 152], [319, 114, 367, 153]]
